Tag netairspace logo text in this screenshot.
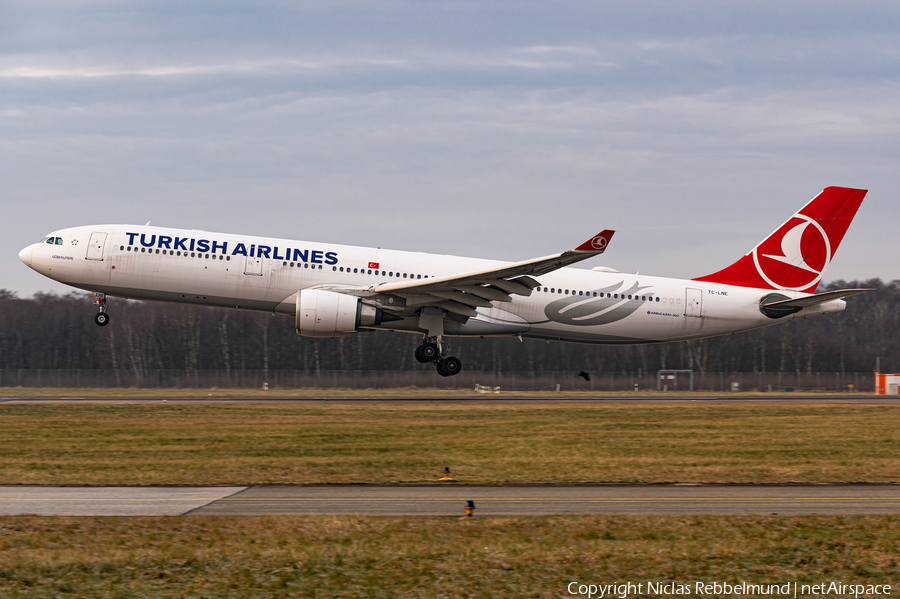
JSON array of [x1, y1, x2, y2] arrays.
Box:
[[567, 581, 892, 598]]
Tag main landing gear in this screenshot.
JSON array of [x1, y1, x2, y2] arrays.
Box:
[[415, 338, 462, 377], [93, 293, 110, 327]]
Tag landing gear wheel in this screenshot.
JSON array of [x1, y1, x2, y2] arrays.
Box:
[[94, 312, 110, 327], [415, 345, 430, 363], [436, 356, 462, 377], [420, 342, 439, 361]]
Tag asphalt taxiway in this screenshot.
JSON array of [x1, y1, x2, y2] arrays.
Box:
[[0, 395, 895, 404], [3, 485, 899, 517]]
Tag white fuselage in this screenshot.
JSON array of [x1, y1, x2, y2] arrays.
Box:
[[19, 224, 844, 344]]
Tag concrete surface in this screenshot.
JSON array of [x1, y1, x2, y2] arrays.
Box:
[[0, 486, 246, 516], [3, 485, 898, 517]]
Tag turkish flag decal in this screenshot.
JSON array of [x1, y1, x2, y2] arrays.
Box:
[[368, 262, 379, 269]]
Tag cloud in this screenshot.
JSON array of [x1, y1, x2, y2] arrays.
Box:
[[2, 1, 899, 294]]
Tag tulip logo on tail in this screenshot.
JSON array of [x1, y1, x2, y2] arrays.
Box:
[[753, 215, 831, 292]]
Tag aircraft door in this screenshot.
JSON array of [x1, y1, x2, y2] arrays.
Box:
[[685, 288, 702, 317], [86, 232, 108, 261], [244, 255, 263, 275]]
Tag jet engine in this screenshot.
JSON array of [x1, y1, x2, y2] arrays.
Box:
[[295, 289, 383, 338]]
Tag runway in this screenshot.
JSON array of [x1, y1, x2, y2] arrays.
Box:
[[1, 395, 895, 404], [2, 485, 899, 517]]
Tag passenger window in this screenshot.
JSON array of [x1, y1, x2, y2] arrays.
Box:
[[127, 246, 132, 251], [641, 296, 645, 301], [332, 266, 336, 271], [628, 295, 632, 299], [614, 294, 618, 298], [403, 273, 407, 278], [417, 275, 421, 279], [305, 263, 309, 268], [141, 248, 146, 253], [318, 265, 322, 270], [550, 288, 554, 293], [656, 297, 660, 302], [219, 256, 223, 260], [368, 270, 372, 275], [226, 256, 230, 261], [353, 268, 358, 273], [579, 291, 583, 296]]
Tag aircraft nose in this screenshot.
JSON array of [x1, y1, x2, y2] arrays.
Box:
[[18, 245, 33, 268]]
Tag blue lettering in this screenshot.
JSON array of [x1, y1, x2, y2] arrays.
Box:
[[232, 243, 247, 256], [273, 246, 284, 260], [158, 235, 172, 249], [250, 244, 255, 258], [257, 245, 271, 258], [189, 238, 196, 251], [126, 232, 138, 245], [173, 237, 188, 251], [212, 240, 227, 254], [324, 251, 338, 265], [140, 234, 156, 247], [293, 249, 308, 262], [196, 239, 210, 253], [310, 250, 323, 264]]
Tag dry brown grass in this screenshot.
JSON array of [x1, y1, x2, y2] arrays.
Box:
[[0, 515, 896, 598], [1, 403, 899, 485]]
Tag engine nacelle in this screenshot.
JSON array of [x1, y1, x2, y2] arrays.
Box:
[[295, 289, 383, 338]]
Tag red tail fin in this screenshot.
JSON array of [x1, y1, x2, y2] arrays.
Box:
[[693, 186, 867, 293]]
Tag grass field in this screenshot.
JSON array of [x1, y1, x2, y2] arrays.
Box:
[[0, 515, 896, 598], [1, 402, 899, 485]]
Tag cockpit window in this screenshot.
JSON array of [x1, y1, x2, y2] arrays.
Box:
[[40, 237, 49, 243], [54, 237, 63, 245]]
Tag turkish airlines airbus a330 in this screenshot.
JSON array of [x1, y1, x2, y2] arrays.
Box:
[[19, 186, 870, 376]]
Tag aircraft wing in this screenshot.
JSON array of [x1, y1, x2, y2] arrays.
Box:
[[350, 229, 614, 318]]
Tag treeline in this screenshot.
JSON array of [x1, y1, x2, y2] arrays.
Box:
[[0, 279, 897, 375]]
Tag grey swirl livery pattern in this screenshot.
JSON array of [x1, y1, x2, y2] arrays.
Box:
[[542, 281, 653, 326]]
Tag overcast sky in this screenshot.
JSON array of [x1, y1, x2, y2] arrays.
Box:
[[3, 1, 899, 296]]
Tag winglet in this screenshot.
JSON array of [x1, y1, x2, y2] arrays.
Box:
[[574, 229, 615, 253]]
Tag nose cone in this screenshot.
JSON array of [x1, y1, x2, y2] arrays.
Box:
[[18, 245, 33, 268]]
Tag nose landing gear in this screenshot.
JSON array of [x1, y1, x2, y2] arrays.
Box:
[[93, 293, 110, 327], [415, 337, 462, 377]]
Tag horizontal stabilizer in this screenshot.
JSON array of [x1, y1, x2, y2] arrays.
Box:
[[762, 288, 874, 309]]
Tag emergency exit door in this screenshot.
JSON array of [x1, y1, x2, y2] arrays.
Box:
[[685, 288, 703, 317], [85, 232, 108, 261]]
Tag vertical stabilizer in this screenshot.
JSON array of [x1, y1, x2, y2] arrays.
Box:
[[693, 186, 867, 293]]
